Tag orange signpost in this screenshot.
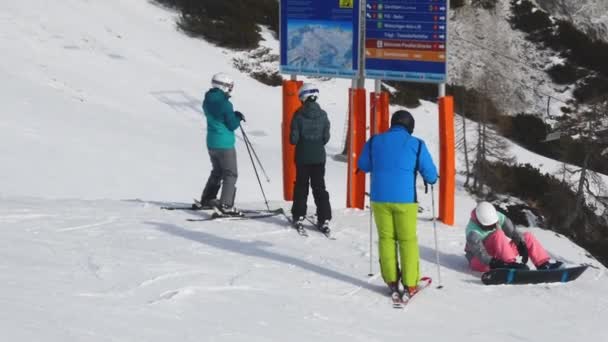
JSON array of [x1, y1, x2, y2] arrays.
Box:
[[370, 92, 380, 136], [379, 91, 390, 133], [347, 88, 367, 209], [438, 96, 455, 225], [282, 79, 303, 201], [370, 91, 390, 135]]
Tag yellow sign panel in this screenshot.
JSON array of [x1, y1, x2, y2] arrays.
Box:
[[340, 0, 353, 9]]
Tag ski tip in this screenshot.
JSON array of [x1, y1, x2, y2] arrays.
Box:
[[420, 276, 432, 284]]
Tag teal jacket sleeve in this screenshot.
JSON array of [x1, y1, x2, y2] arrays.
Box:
[[223, 100, 241, 131]]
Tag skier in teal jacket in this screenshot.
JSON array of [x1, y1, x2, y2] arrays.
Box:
[[198, 73, 245, 216]]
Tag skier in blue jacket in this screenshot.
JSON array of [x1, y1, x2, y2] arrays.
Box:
[[358, 110, 438, 301], [197, 73, 245, 216]]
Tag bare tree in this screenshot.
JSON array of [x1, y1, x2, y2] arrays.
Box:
[[455, 65, 474, 188], [455, 109, 472, 187], [469, 75, 515, 195], [556, 97, 608, 230]]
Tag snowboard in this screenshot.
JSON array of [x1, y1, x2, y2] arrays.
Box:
[[481, 265, 588, 285]]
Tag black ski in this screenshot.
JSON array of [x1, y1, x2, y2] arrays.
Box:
[[161, 199, 213, 211], [186, 208, 283, 222], [161, 205, 205, 211]]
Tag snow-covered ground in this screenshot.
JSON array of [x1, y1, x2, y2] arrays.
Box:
[[1, 1, 607, 341]]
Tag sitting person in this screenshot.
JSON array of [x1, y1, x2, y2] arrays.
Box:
[[465, 201, 563, 271]]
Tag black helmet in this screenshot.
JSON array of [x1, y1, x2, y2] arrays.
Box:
[[391, 110, 415, 134]]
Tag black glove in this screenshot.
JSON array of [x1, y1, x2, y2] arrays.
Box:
[[516, 240, 529, 264], [489, 258, 529, 270], [489, 258, 507, 269], [235, 111, 246, 122]]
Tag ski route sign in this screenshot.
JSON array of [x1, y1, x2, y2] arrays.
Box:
[[364, 0, 448, 83], [280, 0, 361, 78]]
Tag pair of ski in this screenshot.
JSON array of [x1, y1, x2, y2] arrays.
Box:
[[390, 277, 432, 309], [187, 208, 284, 222], [161, 200, 284, 222], [289, 216, 335, 240]]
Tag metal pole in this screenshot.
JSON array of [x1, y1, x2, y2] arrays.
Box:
[[439, 83, 446, 98], [431, 184, 444, 288], [369, 203, 374, 277], [357, 1, 366, 88], [374, 79, 381, 93]]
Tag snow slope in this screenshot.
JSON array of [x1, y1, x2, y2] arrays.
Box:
[[2, 196, 606, 342], [1, 1, 607, 341]]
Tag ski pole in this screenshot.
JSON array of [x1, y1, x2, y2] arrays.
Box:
[[240, 125, 271, 211], [240, 127, 271, 183], [369, 203, 374, 277], [430, 184, 444, 289], [365, 192, 373, 277]]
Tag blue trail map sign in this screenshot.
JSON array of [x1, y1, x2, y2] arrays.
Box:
[[364, 0, 448, 83], [280, 0, 360, 78]]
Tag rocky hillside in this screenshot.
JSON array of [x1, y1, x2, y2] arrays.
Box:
[[537, 0, 608, 43]]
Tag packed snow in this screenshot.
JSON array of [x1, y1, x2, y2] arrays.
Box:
[[1, 1, 606, 341]]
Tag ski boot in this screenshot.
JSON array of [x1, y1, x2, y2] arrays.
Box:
[[387, 283, 403, 308], [294, 217, 307, 236], [192, 198, 216, 210], [213, 202, 243, 217], [401, 286, 419, 303], [317, 219, 331, 237]]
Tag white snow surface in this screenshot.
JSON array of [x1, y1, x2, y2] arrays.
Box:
[[1, 1, 607, 341]]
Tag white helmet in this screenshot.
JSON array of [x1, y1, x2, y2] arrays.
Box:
[[299, 83, 319, 102], [211, 73, 234, 94], [475, 201, 498, 226]]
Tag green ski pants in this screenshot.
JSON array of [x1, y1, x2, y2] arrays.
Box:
[[371, 202, 419, 288]]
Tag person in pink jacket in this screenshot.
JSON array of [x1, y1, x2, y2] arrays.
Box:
[[465, 202, 563, 272]]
